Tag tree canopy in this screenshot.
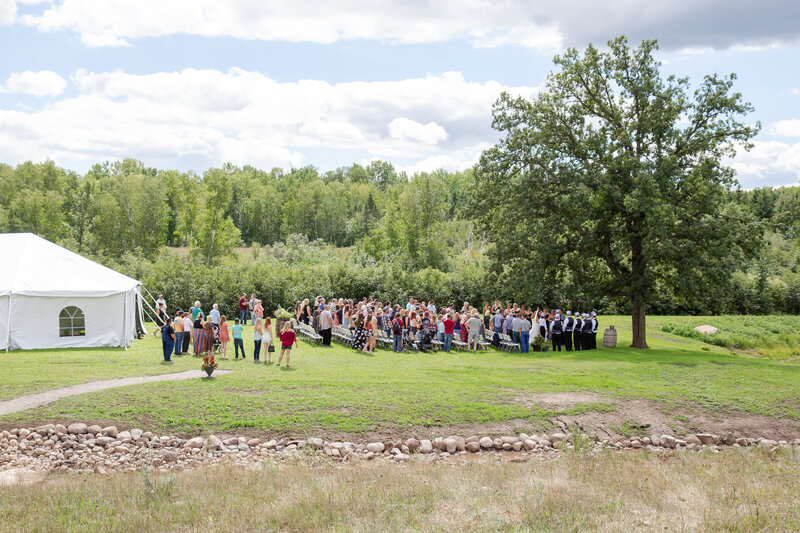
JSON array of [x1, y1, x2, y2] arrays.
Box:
[[474, 37, 762, 347]]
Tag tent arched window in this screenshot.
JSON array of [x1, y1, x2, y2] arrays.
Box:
[[59, 306, 86, 337]]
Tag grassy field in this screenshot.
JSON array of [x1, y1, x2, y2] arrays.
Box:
[[2, 448, 799, 532], [1, 315, 798, 438], [658, 315, 800, 360]]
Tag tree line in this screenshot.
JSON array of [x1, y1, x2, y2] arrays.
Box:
[[1, 37, 799, 335]]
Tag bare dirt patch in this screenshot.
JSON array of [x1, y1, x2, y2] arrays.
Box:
[[514, 391, 800, 441]]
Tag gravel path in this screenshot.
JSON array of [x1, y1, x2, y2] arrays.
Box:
[[0, 370, 232, 416]]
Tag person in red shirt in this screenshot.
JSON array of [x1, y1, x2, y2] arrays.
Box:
[[442, 314, 455, 352], [238, 293, 249, 325], [277, 321, 298, 368]]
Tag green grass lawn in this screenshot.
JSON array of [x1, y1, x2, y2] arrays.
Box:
[[1, 315, 798, 437]]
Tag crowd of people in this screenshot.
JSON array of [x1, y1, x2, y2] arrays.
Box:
[[294, 296, 600, 354], [152, 293, 600, 364], [153, 294, 297, 367]]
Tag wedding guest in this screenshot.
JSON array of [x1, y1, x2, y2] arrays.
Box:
[[233, 318, 246, 359], [218, 315, 230, 359], [161, 319, 175, 362], [182, 312, 192, 353], [253, 318, 263, 362], [263, 317, 274, 364], [173, 309, 184, 356], [193, 312, 205, 355], [277, 321, 297, 368]]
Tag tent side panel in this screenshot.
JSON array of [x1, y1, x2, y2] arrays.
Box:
[[0, 295, 8, 350], [9, 294, 126, 350]]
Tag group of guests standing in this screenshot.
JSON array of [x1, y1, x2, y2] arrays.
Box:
[[294, 296, 599, 354], [155, 295, 297, 367]]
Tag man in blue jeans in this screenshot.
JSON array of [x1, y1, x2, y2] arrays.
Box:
[[442, 314, 455, 352], [238, 293, 248, 325], [391, 315, 404, 351], [519, 312, 532, 353]]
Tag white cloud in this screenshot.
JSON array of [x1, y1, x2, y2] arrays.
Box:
[[388, 118, 447, 144], [772, 119, 800, 137], [731, 140, 800, 187], [0, 0, 16, 24], [0, 68, 536, 172], [20, 0, 563, 50], [791, 88, 800, 95], [2, 70, 68, 96]]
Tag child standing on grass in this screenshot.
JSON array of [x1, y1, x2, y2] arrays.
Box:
[[263, 317, 274, 364], [233, 318, 246, 359], [277, 321, 297, 368], [253, 318, 263, 362], [218, 315, 230, 359]]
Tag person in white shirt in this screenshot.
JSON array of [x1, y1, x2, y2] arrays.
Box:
[[209, 303, 221, 325]]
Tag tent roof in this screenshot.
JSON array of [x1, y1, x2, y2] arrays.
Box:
[[0, 233, 139, 297]]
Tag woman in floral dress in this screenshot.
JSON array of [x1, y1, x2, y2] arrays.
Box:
[[352, 314, 367, 352]]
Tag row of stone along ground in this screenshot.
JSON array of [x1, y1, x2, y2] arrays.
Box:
[[2, 422, 800, 477]]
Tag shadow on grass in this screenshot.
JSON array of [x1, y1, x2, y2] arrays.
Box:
[[279, 367, 296, 371]]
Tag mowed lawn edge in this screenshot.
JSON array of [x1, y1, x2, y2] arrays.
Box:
[[1, 316, 799, 438]]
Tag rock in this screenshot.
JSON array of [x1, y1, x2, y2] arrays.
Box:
[[693, 325, 719, 335], [466, 441, 480, 452], [660, 435, 676, 448], [237, 443, 251, 452], [87, 425, 102, 435], [35, 424, 54, 435], [500, 436, 519, 445], [518, 433, 530, 441], [650, 435, 662, 447], [695, 434, 715, 445], [465, 436, 479, 444], [96, 437, 114, 446], [685, 434, 702, 446], [432, 438, 446, 451], [759, 439, 777, 450], [307, 437, 324, 450], [405, 438, 420, 452], [366, 442, 385, 454], [512, 441, 523, 451], [523, 439, 536, 450], [394, 453, 409, 462], [130, 429, 143, 441], [67, 423, 88, 435], [444, 438, 458, 454], [479, 437, 494, 449], [539, 439, 551, 448], [247, 438, 261, 447], [206, 435, 223, 451], [419, 440, 433, 454], [183, 437, 204, 449], [101, 426, 118, 438], [55, 424, 67, 434], [549, 433, 566, 444], [446, 436, 466, 451], [723, 433, 736, 446], [117, 431, 132, 441]]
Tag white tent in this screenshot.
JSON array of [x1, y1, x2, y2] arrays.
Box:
[[0, 233, 143, 351]]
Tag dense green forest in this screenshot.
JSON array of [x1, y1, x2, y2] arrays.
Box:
[[1, 158, 798, 315]]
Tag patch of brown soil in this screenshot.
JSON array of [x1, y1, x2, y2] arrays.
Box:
[[515, 391, 800, 441]]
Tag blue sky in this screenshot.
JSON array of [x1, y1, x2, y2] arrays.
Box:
[[0, 1, 798, 188]]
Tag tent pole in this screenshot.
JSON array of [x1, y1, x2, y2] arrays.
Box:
[[5, 294, 11, 352]]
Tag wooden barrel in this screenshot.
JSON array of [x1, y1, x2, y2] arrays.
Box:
[[602, 326, 617, 348]]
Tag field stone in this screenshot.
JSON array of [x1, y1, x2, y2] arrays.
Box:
[[694, 325, 719, 335], [695, 434, 715, 445], [685, 435, 702, 446], [512, 441, 523, 452], [405, 438, 420, 452], [661, 435, 676, 448], [465, 436, 479, 444], [35, 424, 54, 435], [55, 424, 67, 434], [366, 442, 385, 454], [68, 423, 88, 435], [87, 425, 102, 435], [183, 437, 204, 449], [466, 441, 480, 452], [206, 435, 223, 451], [223, 437, 238, 446], [479, 437, 494, 449], [419, 440, 433, 454], [447, 436, 466, 451], [307, 437, 324, 450], [723, 433, 736, 446], [247, 438, 261, 447], [759, 439, 778, 450], [523, 439, 536, 450], [129, 429, 143, 441], [101, 426, 118, 438], [444, 438, 458, 454]]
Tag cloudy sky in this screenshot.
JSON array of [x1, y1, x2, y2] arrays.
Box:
[[0, 0, 798, 188]]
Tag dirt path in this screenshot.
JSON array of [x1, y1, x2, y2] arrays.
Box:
[[0, 370, 232, 416]]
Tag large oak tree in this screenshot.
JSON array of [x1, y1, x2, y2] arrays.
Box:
[[474, 37, 761, 347]]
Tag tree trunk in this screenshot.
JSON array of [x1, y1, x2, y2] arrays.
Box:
[[631, 301, 648, 349]]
